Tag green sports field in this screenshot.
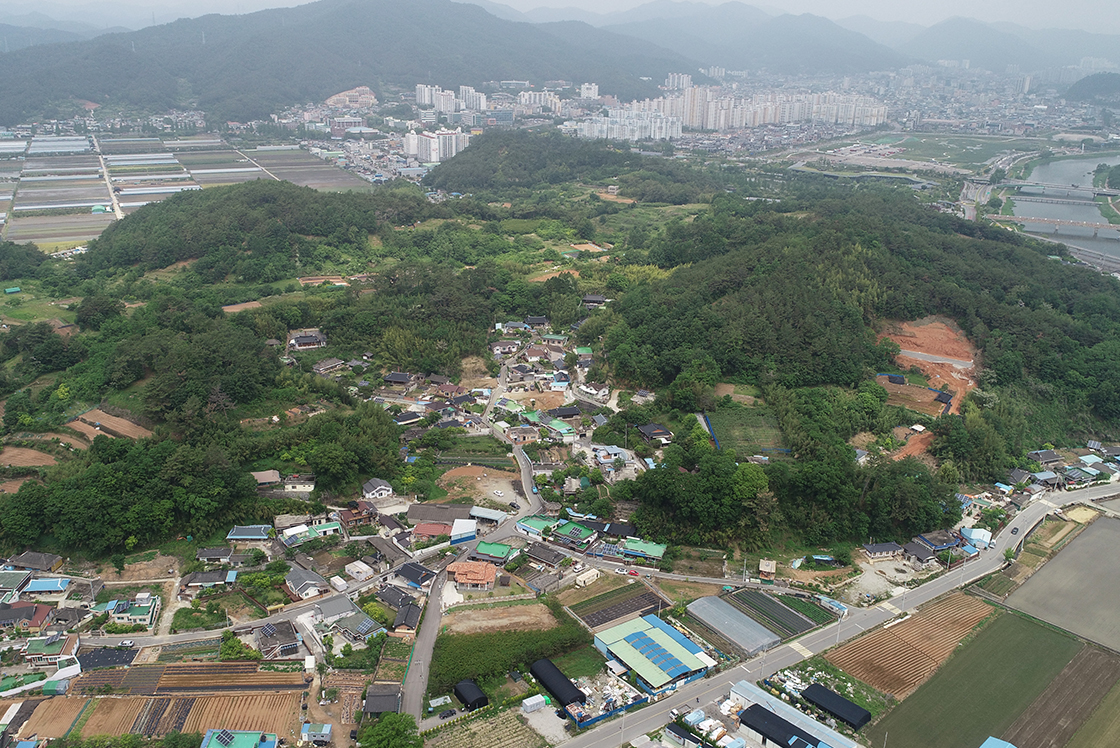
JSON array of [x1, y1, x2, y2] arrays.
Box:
[[865, 613, 1081, 748]]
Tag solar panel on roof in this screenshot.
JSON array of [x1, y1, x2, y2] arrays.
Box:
[[261, 622, 276, 637], [115, 601, 130, 614], [215, 730, 234, 747], [45, 632, 61, 645], [357, 617, 377, 635]]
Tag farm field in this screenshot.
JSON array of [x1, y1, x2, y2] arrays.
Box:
[[1007, 518, 1120, 652], [1067, 677, 1120, 748], [556, 575, 627, 606], [1001, 647, 1120, 748], [705, 406, 783, 456], [181, 694, 299, 735], [569, 582, 665, 630], [5, 213, 114, 244], [725, 589, 818, 638], [80, 697, 146, 737], [875, 374, 945, 417], [78, 409, 153, 439], [443, 603, 557, 635], [0, 447, 57, 466], [865, 614, 1083, 748], [20, 697, 90, 738], [252, 151, 371, 190], [425, 709, 546, 748], [825, 593, 991, 698]]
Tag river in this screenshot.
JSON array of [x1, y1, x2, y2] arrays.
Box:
[[1013, 155, 1120, 255]]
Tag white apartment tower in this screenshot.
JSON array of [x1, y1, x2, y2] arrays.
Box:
[[580, 83, 599, 99]]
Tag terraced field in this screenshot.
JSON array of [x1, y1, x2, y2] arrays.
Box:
[[726, 589, 816, 638], [826, 593, 991, 698]]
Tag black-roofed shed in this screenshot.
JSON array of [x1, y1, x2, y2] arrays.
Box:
[[453, 679, 489, 711], [934, 391, 953, 404], [530, 658, 586, 706], [800, 683, 872, 729]]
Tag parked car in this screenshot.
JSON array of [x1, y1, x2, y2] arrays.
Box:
[[349, 730, 358, 740], [1011, 527, 1019, 535], [628, 570, 640, 577], [119, 640, 135, 647], [494, 490, 504, 497], [669, 708, 680, 719], [509, 502, 520, 510], [614, 567, 627, 574], [439, 709, 456, 720]]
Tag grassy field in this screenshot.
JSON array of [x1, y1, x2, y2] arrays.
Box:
[[705, 406, 784, 456], [866, 613, 1082, 748], [886, 135, 1044, 168], [1067, 678, 1120, 748], [551, 645, 606, 680]]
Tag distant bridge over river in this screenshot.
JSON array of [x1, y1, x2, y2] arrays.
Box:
[[1003, 180, 1120, 197], [986, 214, 1120, 238]]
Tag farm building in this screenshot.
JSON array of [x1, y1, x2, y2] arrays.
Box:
[[862, 542, 902, 560], [395, 562, 435, 590], [6, 551, 63, 573], [201, 732, 279, 748], [472, 541, 512, 563], [902, 541, 937, 566], [454, 679, 489, 711], [256, 620, 301, 659], [799, 683, 871, 730], [301, 724, 332, 745], [618, 538, 666, 562], [226, 525, 272, 541], [364, 684, 401, 715], [470, 506, 507, 524], [885, 374, 905, 385], [446, 561, 497, 590], [934, 391, 952, 405], [530, 658, 586, 706], [960, 527, 992, 549], [593, 615, 713, 694], [687, 597, 779, 656], [916, 530, 959, 551], [731, 681, 857, 748], [408, 503, 473, 524], [251, 469, 281, 486], [450, 519, 477, 545]]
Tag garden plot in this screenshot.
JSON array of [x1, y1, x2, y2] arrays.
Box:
[[725, 589, 819, 638], [5, 213, 115, 244], [181, 693, 300, 735], [705, 406, 784, 455], [19, 698, 90, 738], [79, 698, 146, 737], [825, 593, 991, 698], [426, 709, 546, 748], [0, 447, 57, 466], [252, 150, 370, 190], [569, 583, 666, 630], [1006, 518, 1120, 652]]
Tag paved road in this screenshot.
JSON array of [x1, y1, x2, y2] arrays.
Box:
[[561, 484, 1119, 748], [402, 570, 446, 718]]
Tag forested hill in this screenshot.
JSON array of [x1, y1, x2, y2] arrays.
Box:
[[424, 130, 722, 202], [78, 180, 434, 281], [0, 0, 688, 125]]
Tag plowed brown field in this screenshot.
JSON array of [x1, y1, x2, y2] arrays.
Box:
[[79, 409, 152, 439], [0, 447, 57, 466], [80, 697, 145, 737], [826, 593, 991, 698], [20, 698, 89, 738], [181, 694, 299, 734]]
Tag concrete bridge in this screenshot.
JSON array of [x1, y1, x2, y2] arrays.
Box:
[[1004, 180, 1120, 197], [1012, 195, 1100, 206], [986, 214, 1120, 238]]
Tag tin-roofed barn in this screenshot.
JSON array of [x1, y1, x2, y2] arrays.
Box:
[[530, 658, 586, 706], [686, 596, 779, 656], [800, 683, 871, 730]]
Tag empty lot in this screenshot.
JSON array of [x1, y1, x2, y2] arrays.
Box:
[[1007, 518, 1120, 652]]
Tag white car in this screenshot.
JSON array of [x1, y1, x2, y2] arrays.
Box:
[[493, 490, 504, 497], [614, 567, 627, 574], [119, 640, 135, 647]]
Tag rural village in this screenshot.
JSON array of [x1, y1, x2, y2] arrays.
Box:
[[1, 297, 1120, 748]]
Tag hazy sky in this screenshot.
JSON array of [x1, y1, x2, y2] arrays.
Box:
[[5, 0, 1118, 34]]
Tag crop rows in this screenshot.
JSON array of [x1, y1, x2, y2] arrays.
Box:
[[777, 595, 836, 625], [826, 593, 990, 697], [131, 698, 170, 735], [727, 589, 814, 638], [570, 584, 649, 616]]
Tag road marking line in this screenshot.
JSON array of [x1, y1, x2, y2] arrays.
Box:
[[789, 641, 813, 658], [879, 602, 902, 615]]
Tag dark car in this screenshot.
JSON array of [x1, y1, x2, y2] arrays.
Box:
[[349, 730, 358, 740], [1011, 527, 1019, 535], [439, 709, 456, 719], [510, 502, 520, 510]]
